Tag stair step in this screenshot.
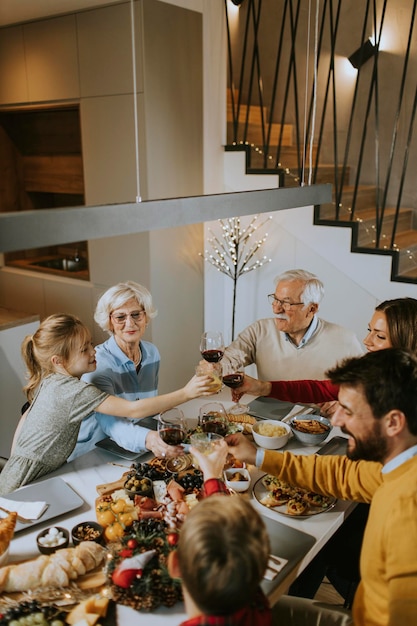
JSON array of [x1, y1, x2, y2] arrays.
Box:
[[227, 122, 293, 146], [396, 266, 417, 280]]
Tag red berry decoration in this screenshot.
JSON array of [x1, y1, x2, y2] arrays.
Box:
[[167, 532, 179, 546], [119, 548, 133, 558], [127, 538, 138, 549], [112, 568, 138, 588]]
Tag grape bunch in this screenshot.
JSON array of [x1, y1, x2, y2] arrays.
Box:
[[0, 600, 65, 626], [129, 462, 171, 482], [131, 517, 167, 536], [176, 469, 203, 493]]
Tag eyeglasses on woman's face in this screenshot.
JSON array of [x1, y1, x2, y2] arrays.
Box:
[[110, 310, 146, 325]]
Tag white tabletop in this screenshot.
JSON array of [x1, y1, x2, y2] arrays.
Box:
[[5, 391, 354, 624]]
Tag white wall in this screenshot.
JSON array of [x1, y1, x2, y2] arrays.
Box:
[[203, 151, 417, 353], [201, 1, 417, 355]]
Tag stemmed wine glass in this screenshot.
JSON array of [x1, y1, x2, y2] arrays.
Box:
[[157, 407, 188, 471], [200, 331, 225, 364], [198, 402, 229, 436], [222, 369, 249, 415]]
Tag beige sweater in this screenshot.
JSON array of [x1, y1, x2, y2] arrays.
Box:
[[222, 317, 363, 380]]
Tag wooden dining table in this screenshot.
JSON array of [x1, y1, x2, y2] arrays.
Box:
[[4, 390, 355, 625]]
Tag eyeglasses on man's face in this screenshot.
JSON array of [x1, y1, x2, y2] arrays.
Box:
[[110, 310, 146, 325], [267, 294, 305, 310]]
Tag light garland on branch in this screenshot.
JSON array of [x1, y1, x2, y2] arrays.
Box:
[[200, 215, 272, 340]]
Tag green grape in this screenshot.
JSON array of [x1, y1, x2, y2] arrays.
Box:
[[9, 621, 20, 626], [50, 621, 65, 626]]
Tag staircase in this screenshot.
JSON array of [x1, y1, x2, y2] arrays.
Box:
[[226, 91, 417, 284]]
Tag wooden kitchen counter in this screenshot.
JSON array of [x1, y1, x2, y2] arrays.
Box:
[[0, 307, 39, 331]]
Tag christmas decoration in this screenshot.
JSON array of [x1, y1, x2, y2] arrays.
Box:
[[200, 215, 272, 339]]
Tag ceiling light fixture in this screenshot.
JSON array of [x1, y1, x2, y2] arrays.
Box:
[[348, 38, 377, 69]]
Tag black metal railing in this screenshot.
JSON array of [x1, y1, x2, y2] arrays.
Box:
[[225, 0, 417, 280]]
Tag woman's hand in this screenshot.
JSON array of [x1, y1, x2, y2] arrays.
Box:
[[145, 430, 183, 458], [231, 375, 272, 402], [225, 432, 257, 466], [190, 439, 229, 480]]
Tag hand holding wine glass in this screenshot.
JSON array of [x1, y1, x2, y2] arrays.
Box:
[[223, 369, 249, 415], [200, 331, 225, 363], [157, 408, 187, 468]]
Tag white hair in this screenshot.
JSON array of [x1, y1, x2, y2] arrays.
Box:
[[275, 269, 324, 305], [94, 281, 157, 334]]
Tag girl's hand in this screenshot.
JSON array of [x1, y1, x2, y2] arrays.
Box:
[[184, 374, 215, 399]]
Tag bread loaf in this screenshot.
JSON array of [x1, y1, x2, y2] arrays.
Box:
[[0, 512, 17, 555], [0, 541, 106, 593]]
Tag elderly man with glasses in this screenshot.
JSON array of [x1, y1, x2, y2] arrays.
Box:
[[222, 269, 363, 381]]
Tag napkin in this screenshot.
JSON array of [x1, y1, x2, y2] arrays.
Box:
[[264, 554, 289, 580], [0, 497, 48, 521], [280, 404, 315, 424]]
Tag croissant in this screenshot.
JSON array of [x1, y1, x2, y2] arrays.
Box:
[[0, 512, 17, 556], [0, 541, 106, 593]]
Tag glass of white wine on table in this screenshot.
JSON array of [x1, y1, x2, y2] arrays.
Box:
[[157, 407, 188, 471], [223, 369, 249, 415]]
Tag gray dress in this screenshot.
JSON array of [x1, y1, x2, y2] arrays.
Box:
[[0, 373, 108, 495]]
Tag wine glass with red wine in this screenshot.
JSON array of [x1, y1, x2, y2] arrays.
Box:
[[158, 408, 187, 469], [200, 331, 225, 364], [223, 370, 248, 415], [198, 402, 229, 436]]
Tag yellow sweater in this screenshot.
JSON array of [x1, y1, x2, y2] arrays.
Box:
[[262, 451, 417, 626]]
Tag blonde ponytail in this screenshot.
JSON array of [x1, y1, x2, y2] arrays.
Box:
[[21, 313, 90, 402]]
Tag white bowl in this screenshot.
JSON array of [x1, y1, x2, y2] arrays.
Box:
[[290, 415, 332, 446], [252, 420, 291, 450], [223, 467, 251, 492]]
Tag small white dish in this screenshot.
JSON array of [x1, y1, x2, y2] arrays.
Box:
[[252, 420, 291, 449], [223, 467, 251, 492]]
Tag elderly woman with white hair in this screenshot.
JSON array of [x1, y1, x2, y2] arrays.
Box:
[[69, 280, 183, 460]]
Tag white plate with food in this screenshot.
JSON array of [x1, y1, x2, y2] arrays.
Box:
[[253, 474, 336, 519]]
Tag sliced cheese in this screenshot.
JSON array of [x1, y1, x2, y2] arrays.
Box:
[[66, 595, 109, 625], [152, 480, 167, 503]]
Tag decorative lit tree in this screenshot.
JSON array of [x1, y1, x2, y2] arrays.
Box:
[[200, 215, 272, 340]]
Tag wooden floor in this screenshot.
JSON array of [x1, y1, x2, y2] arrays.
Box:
[[314, 578, 345, 605]]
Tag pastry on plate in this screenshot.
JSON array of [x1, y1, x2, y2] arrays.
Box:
[[286, 497, 309, 516], [260, 488, 291, 508], [302, 491, 332, 508], [261, 474, 292, 493]]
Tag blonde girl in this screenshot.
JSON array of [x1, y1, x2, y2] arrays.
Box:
[[0, 313, 211, 495]]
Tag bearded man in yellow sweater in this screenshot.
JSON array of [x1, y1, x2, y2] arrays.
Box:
[[227, 347, 417, 626]]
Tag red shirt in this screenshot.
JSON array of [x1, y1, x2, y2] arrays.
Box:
[[179, 589, 272, 626]]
